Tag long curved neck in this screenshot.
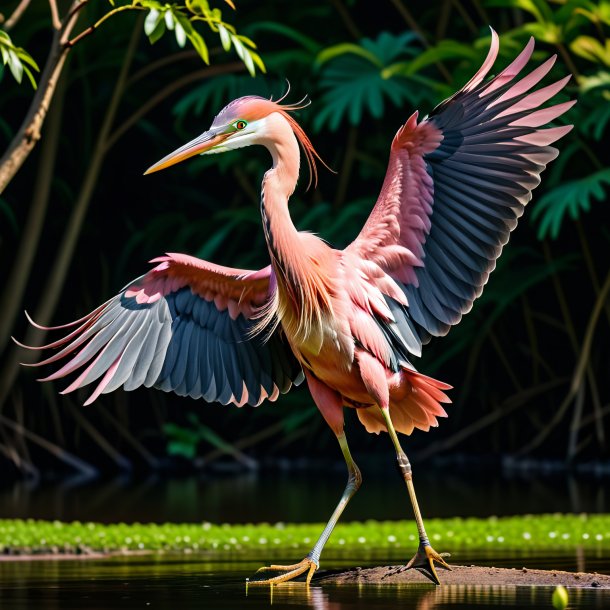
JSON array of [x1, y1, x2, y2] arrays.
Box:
[[259, 114, 333, 350], [259, 113, 302, 273]]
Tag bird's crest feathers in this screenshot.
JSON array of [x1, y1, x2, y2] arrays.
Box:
[[213, 93, 330, 189]]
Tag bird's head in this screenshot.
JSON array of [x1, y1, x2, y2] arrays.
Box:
[[144, 94, 325, 186]]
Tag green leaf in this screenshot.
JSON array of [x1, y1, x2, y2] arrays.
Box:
[[0, 30, 38, 88], [189, 30, 209, 63], [387, 39, 477, 76], [313, 32, 425, 132], [232, 36, 255, 76], [573, 1, 610, 27], [21, 64, 37, 90], [218, 23, 231, 51], [249, 50, 266, 74], [164, 10, 175, 31], [570, 36, 610, 66], [173, 11, 210, 64], [486, 0, 554, 24], [147, 18, 166, 44], [175, 22, 187, 47], [16, 48, 39, 71], [580, 99, 610, 140], [317, 43, 382, 67], [144, 8, 162, 36], [578, 70, 610, 93], [532, 169, 610, 239], [163, 423, 200, 459], [519, 21, 563, 44], [7, 49, 23, 84]]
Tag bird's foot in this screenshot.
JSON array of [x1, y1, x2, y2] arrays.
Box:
[[250, 557, 318, 586], [406, 542, 451, 585]]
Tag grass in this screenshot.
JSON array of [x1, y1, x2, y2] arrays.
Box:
[[1, 514, 610, 557]]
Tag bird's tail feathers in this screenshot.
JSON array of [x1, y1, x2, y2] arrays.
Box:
[[356, 370, 451, 436]]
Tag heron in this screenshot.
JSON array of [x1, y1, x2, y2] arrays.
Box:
[[19, 30, 573, 585]]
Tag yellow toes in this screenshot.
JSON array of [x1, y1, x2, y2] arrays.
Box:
[[406, 544, 451, 585], [250, 558, 318, 586]]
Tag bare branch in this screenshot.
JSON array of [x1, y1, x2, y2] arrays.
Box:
[[0, 413, 98, 477], [0, 0, 85, 194], [328, 0, 361, 40], [66, 5, 145, 48], [4, 0, 32, 31], [49, 0, 61, 30], [517, 270, 610, 456], [416, 378, 569, 461]]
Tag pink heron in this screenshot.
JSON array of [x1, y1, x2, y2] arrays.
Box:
[[20, 30, 573, 585]]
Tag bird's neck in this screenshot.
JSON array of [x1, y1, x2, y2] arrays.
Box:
[[259, 118, 304, 276], [259, 125, 334, 352]]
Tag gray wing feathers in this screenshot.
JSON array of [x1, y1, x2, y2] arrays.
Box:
[[36, 283, 302, 407], [401, 55, 572, 340]]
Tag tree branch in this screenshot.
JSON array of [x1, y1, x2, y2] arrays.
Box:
[[3, 0, 32, 31], [0, 0, 85, 195], [516, 270, 610, 456], [0, 413, 97, 477], [66, 5, 145, 48], [49, 0, 61, 30]]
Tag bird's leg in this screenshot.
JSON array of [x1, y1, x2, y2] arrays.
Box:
[[252, 431, 361, 585], [379, 406, 451, 585]]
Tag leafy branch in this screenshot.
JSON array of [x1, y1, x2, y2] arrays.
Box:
[[0, 0, 264, 196], [532, 169, 610, 239], [0, 29, 39, 88], [67, 1, 264, 76]]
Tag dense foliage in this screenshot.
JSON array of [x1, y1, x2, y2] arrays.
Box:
[[0, 0, 608, 478]]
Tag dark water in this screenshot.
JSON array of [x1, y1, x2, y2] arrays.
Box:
[[1, 470, 609, 608], [0, 468, 607, 523], [0, 555, 609, 610]]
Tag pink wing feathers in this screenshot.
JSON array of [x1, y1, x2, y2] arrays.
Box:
[[349, 30, 574, 342], [19, 253, 303, 406]]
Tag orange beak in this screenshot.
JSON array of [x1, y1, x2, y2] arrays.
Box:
[[144, 129, 231, 175]]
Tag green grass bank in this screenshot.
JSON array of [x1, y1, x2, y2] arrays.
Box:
[[1, 514, 609, 557]]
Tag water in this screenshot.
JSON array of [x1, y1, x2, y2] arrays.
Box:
[[0, 470, 609, 608], [0, 555, 608, 609], [0, 467, 607, 523]]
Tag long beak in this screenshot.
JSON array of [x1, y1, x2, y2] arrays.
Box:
[[144, 129, 230, 175]]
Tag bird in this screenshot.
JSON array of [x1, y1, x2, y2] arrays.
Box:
[[19, 29, 573, 586]]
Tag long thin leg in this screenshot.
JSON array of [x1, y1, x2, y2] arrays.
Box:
[[308, 431, 361, 565], [252, 431, 361, 585], [379, 406, 451, 585]]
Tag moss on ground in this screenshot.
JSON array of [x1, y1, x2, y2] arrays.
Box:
[[1, 514, 609, 556]]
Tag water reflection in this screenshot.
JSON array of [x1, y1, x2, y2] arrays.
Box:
[[0, 468, 607, 523], [258, 583, 609, 610], [0, 556, 608, 609]]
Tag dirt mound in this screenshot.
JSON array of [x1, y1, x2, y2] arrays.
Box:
[[319, 564, 610, 588]]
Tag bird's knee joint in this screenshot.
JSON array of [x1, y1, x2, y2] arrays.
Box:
[[349, 466, 362, 491], [396, 452, 412, 479]]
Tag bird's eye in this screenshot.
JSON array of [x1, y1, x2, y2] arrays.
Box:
[[235, 120, 247, 130]]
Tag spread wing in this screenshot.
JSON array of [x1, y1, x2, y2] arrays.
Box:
[[20, 253, 303, 406], [348, 30, 574, 343]]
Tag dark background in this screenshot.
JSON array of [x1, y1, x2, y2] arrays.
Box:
[[0, 0, 608, 481]]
